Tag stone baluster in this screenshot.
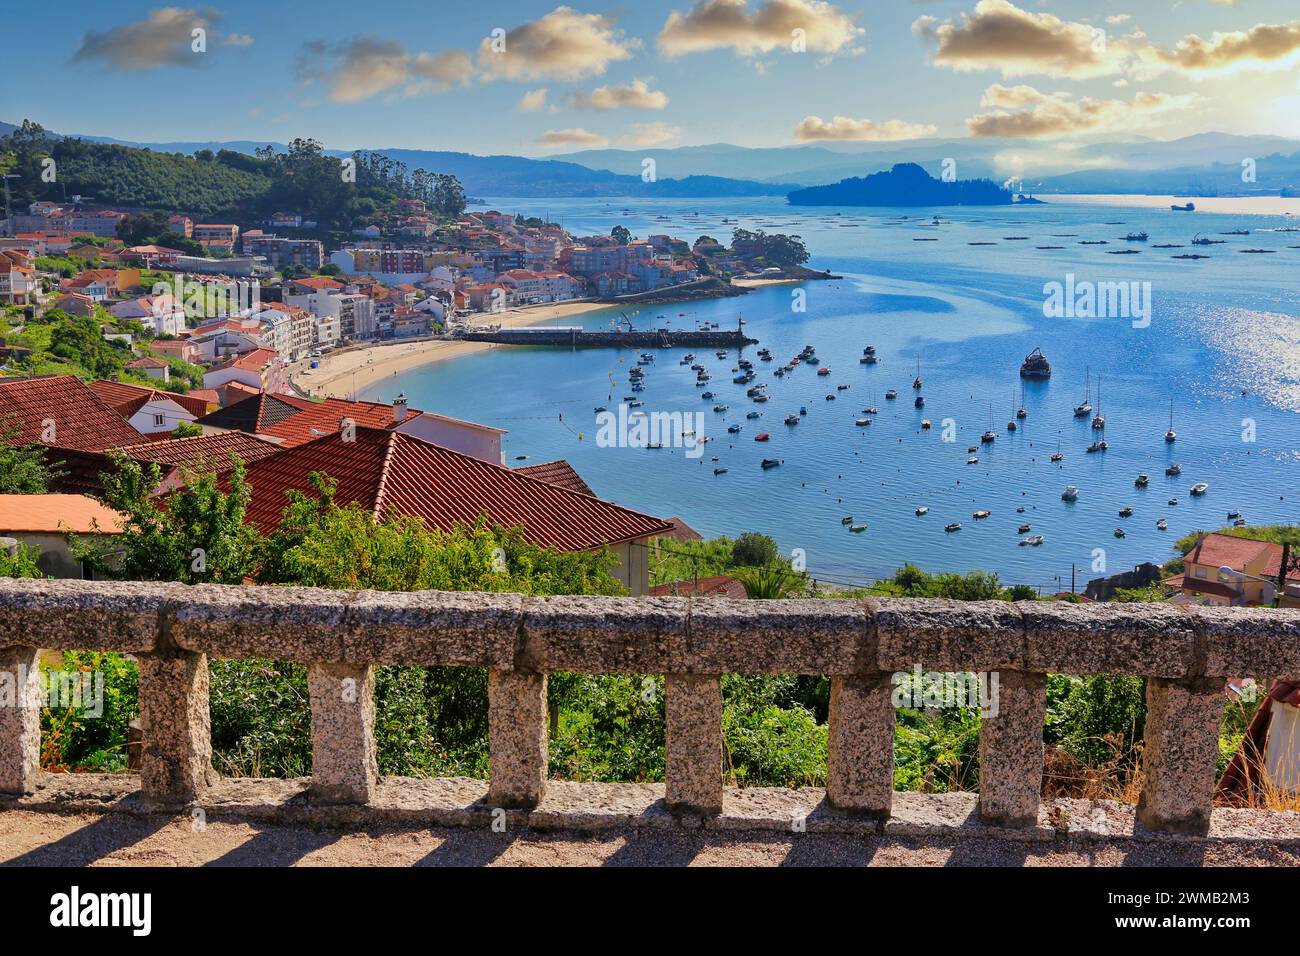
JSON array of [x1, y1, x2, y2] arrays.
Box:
[[0, 645, 41, 795], [1136, 676, 1222, 834], [664, 674, 723, 815], [308, 662, 378, 803], [137, 650, 218, 803], [826, 673, 896, 816], [487, 669, 548, 809], [978, 669, 1046, 827]]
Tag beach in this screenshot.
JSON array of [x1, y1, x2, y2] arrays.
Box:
[[291, 300, 615, 399]]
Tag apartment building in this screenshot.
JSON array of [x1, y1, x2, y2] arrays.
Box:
[[241, 233, 324, 271]]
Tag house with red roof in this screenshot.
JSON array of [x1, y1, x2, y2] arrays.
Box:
[[0, 375, 147, 452], [650, 575, 749, 600], [236, 426, 670, 594], [88, 379, 205, 436], [1165, 532, 1300, 607], [203, 347, 286, 394]]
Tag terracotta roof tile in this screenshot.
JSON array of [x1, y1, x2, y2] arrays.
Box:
[[239, 427, 670, 551], [0, 375, 145, 451], [516, 460, 594, 496]]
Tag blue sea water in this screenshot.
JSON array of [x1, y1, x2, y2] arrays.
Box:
[[361, 196, 1300, 590]]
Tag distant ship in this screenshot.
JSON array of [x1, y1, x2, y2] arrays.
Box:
[[1171, 202, 1196, 212], [1020, 347, 1051, 379]]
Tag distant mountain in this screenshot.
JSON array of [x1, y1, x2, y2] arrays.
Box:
[[788, 163, 1012, 207], [1036, 150, 1300, 196], [336, 147, 794, 198], [553, 133, 1300, 190]]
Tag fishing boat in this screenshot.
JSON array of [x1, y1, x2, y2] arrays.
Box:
[[713, 404, 729, 413], [1157, 518, 1168, 530], [1165, 398, 1177, 443], [1018, 524, 1032, 534], [1020, 347, 1051, 379], [1019, 535, 1044, 547], [825, 394, 837, 401], [849, 524, 867, 533], [863, 346, 877, 356], [761, 459, 781, 470], [1062, 485, 1079, 502], [1086, 440, 1106, 453], [754, 433, 771, 442], [1073, 368, 1093, 417], [1190, 482, 1209, 496], [817, 367, 831, 377], [967, 456, 979, 465], [841, 517, 854, 525], [1234, 518, 1247, 527], [629, 400, 644, 408], [1124, 232, 1149, 241], [973, 510, 991, 520], [945, 523, 962, 533], [920, 419, 931, 430], [1114, 528, 1126, 539], [727, 424, 741, 434], [1050, 442, 1064, 463], [837, 384, 850, 391], [860, 354, 878, 365], [914, 395, 925, 408], [1171, 202, 1195, 212], [1166, 463, 1181, 476], [1119, 507, 1134, 517], [716, 350, 728, 359], [1135, 473, 1149, 488], [1227, 511, 1243, 520], [1192, 234, 1224, 246], [915, 507, 929, 516], [855, 417, 871, 426], [702, 391, 714, 400], [594, 406, 608, 413], [981, 405, 997, 443], [753, 394, 769, 403], [713, 468, 727, 475], [885, 390, 898, 401], [913, 360, 923, 390]]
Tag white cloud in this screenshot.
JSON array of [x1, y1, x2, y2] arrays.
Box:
[[967, 83, 1194, 136], [794, 115, 938, 141], [517, 88, 549, 112], [571, 80, 669, 111], [627, 122, 684, 146], [659, 0, 863, 58], [479, 6, 636, 81], [537, 127, 610, 148]]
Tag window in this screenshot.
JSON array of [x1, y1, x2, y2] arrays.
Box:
[[153, 413, 166, 427], [1194, 567, 1207, 579]]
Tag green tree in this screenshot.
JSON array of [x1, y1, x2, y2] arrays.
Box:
[[611, 225, 633, 245], [0, 421, 61, 493], [731, 531, 778, 567]]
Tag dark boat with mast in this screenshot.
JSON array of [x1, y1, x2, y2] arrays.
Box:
[[1091, 377, 1105, 429], [1020, 347, 1051, 379], [1073, 368, 1093, 418], [1165, 398, 1177, 443], [912, 358, 922, 390]]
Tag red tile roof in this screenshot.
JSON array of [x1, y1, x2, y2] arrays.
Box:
[[208, 347, 280, 374], [650, 575, 748, 599], [1163, 573, 1239, 600], [120, 431, 283, 470], [238, 427, 671, 550], [1184, 532, 1278, 572], [657, 516, 704, 543], [88, 380, 210, 421], [515, 460, 594, 496], [0, 375, 146, 451]]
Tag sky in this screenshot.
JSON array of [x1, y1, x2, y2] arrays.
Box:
[[4, 0, 1300, 156]]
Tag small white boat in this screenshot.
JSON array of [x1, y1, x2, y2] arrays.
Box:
[[973, 510, 991, 520], [1019, 535, 1044, 547], [1157, 518, 1168, 530], [1190, 482, 1209, 496], [1062, 485, 1079, 502], [915, 506, 929, 516]]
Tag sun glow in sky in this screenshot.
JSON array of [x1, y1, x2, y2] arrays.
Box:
[[5, 0, 1300, 154]]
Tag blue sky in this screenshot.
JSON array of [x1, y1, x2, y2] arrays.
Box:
[[4, 0, 1300, 155]]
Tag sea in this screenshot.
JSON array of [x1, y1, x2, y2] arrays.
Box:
[[359, 195, 1300, 591]]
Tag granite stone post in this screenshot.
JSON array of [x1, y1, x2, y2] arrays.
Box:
[[978, 670, 1046, 827], [1137, 676, 1222, 834], [308, 662, 378, 804], [665, 674, 723, 815], [826, 673, 895, 816], [487, 669, 548, 808], [138, 650, 217, 802], [0, 646, 41, 794]]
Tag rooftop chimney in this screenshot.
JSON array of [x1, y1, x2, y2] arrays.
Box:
[[393, 393, 408, 423]]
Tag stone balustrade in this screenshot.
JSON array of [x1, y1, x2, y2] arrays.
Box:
[[2, 578, 1298, 835]]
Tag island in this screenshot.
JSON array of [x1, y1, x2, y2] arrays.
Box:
[[787, 162, 1013, 207]]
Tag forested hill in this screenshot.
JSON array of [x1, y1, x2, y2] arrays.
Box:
[[788, 162, 1012, 207], [0, 121, 467, 223]]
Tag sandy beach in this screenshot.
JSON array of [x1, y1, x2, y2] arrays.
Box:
[[291, 300, 616, 399]]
